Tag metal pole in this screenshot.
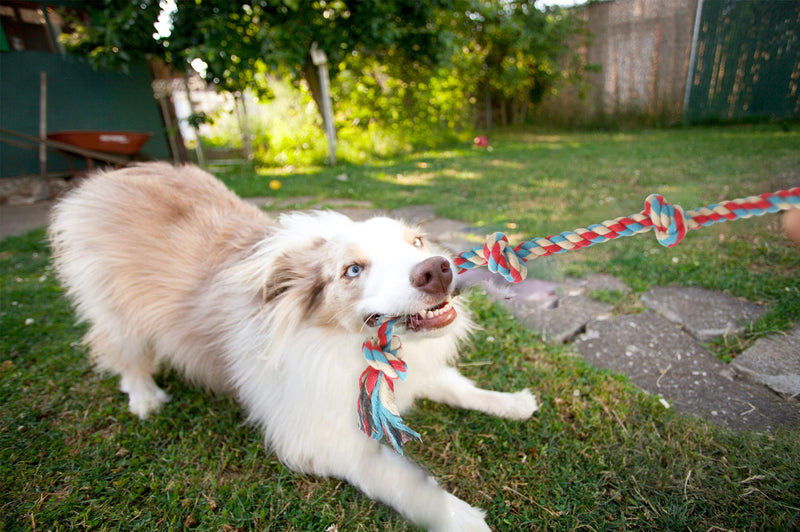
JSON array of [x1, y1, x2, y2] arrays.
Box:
[[683, 0, 705, 120]]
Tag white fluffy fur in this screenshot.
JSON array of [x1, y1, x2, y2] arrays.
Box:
[[48, 162, 539, 531]]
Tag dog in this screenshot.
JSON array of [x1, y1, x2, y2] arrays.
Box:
[[48, 162, 539, 531]]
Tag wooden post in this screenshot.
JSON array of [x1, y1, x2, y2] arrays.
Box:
[[310, 42, 337, 165], [485, 88, 492, 130], [235, 91, 252, 161], [683, 0, 705, 121], [152, 79, 181, 164], [39, 71, 50, 200], [183, 73, 205, 166]]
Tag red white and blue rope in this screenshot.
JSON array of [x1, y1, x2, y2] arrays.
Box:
[[454, 188, 800, 282], [360, 188, 799, 452], [358, 316, 421, 454]]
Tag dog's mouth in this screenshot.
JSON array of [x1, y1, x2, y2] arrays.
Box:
[[364, 300, 457, 332]]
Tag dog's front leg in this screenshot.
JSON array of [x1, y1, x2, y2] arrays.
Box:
[[422, 367, 539, 419], [339, 440, 490, 532]]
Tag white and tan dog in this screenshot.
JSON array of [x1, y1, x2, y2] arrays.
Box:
[[48, 162, 538, 531]]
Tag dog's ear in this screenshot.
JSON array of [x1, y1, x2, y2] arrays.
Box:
[[262, 239, 327, 314], [262, 259, 293, 303]]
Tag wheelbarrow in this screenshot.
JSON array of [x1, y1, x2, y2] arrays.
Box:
[[0, 127, 153, 176], [47, 130, 153, 172]]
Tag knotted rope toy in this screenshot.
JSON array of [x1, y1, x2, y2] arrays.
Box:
[[359, 188, 799, 451], [358, 316, 421, 454], [454, 189, 800, 282]]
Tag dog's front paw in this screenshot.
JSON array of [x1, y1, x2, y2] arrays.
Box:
[[503, 389, 539, 420], [434, 494, 490, 532]]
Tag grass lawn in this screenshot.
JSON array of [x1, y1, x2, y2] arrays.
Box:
[[2, 125, 799, 530]]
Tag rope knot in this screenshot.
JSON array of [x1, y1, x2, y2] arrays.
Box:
[[357, 317, 420, 454], [643, 194, 687, 247], [483, 232, 528, 283]]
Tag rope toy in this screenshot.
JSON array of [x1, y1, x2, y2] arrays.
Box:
[[358, 316, 421, 454], [359, 187, 799, 451], [455, 188, 800, 282]]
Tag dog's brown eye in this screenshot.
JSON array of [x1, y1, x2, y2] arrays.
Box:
[[413, 237, 423, 248]]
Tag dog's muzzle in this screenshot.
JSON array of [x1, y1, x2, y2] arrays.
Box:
[[364, 256, 458, 331]]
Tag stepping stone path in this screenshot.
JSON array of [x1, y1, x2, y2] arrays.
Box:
[[640, 286, 766, 342], [733, 328, 800, 398], [462, 270, 800, 432]]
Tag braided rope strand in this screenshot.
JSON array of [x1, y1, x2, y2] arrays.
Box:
[[361, 188, 798, 453], [357, 316, 421, 453], [455, 188, 800, 282]]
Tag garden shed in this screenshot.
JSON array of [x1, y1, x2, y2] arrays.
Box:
[[0, 0, 171, 178]]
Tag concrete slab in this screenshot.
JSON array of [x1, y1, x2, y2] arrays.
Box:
[[262, 204, 388, 223], [0, 201, 52, 239], [244, 196, 277, 208], [416, 218, 477, 253], [389, 205, 437, 224], [510, 295, 614, 343], [574, 311, 800, 432], [733, 327, 800, 398], [641, 286, 766, 342], [561, 274, 632, 296], [456, 268, 560, 308]]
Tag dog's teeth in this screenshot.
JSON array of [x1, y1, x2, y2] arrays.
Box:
[[425, 310, 434, 319]]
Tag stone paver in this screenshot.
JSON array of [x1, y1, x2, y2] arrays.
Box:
[[733, 327, 800, 398], [457, 268, 560, 307], [0, 201, 54, 239], [561, 274, 632, 296], [511, 295, 613, 343], [458, 268, 613, 342], [390, 205, 437, 224], [574, 311, 800, 431], [642, 286, 767, 341], [416, 218, 478, 252]]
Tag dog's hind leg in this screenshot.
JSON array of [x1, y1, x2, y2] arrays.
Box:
[[422, 367, 539, 420], [85, 323, 169, 419]]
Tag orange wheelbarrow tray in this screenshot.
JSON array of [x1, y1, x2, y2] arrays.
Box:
[[47, 131, 152, 156]]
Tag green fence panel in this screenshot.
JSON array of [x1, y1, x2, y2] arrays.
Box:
[[686, 0, 800, 123]]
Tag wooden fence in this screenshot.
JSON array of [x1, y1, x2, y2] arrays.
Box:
[[534, 0, 800, 127]]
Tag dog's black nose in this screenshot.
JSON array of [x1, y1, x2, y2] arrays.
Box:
[[410, 256, 453, 296]]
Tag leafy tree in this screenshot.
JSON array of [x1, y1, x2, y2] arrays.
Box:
[[58, 0, 162, 73], [64, 1, 452, 116], [62, 0, 586, 159], [443, 0, 586, 126]]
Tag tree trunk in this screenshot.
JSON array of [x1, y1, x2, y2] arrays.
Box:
[[303, 53, 337, 164], [303, 58, 325, 122]]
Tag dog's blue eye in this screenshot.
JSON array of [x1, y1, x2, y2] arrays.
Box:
[[345, 264, 363, 278], [413, 237, 423, 248]]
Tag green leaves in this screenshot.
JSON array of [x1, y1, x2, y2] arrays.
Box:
[[60, 0, 162, 73], [62, 0, 584, 127]]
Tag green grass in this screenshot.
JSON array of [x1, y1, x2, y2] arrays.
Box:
[[3, 125, 800, 530], [225, 124, 800, 344]]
